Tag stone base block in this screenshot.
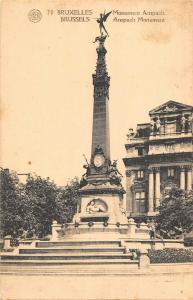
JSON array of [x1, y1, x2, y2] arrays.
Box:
[[57, 222, 130, 240]]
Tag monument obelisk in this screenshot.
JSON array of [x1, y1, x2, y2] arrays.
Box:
[[72, 12, 128, 229]]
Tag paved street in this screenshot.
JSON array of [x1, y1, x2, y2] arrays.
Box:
[[1, 271, 193, 300]]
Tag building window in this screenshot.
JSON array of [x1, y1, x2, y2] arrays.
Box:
[[137, 170, 144, 179], [135, 191, 146, 213], [168, 168, 174, 178], [167, 124, 176, 134], [138, 148, 143, 156], [135, 191, 145, 199]]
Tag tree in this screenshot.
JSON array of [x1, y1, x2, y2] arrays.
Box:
[[23, 174, 60, 238], [23, 175, 80, 237], [0, 168, 80, 238], [55, 177, 79, 224], [156, 188, 193, 238], [23, 176, 79, 237], [0, 169, 23, 237]]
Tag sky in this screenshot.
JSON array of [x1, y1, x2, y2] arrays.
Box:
[[1, 0, 193, 187]]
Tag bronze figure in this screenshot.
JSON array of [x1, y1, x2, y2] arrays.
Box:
[[96, 11, 112, 37]]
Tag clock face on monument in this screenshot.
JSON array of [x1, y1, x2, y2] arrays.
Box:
[[93, 154, 105, 168]]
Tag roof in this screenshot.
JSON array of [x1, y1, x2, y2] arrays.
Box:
[[149, 100, 193, 116]]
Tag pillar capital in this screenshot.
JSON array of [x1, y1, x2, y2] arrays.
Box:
[[153, 167, 160, 172], [147, 167, 154, 174], [179, 165, 186, 171], [186, 165, 192, 171]]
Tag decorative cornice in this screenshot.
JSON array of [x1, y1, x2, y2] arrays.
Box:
[[123, 152, 193, 166], [148, 135, 193, 144], [125, 133, 193, 148], [79, 186, 125, 196]]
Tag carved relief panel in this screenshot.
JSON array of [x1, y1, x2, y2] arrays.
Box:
[[86, 199, 108, 214]]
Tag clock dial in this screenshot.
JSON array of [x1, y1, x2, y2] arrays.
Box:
[[94, 154, 105, 168]]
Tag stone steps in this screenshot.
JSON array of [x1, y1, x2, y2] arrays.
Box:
[[19, 247, 125, 254], [0, 258, 137, 266], [35, 240, 121, 248], [0, 239, 139, 271], [1, 253, 132, 260]]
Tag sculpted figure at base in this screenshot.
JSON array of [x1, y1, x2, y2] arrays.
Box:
[[86, 200, 106, 213], [109, 160, 123, 185], [80, 155, 91, 187], [93, 34, 107, 44]]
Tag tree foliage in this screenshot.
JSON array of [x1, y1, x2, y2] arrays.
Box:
[[0, 169, 23, 237], [0, 169, 80, 238], [156, 188, 193, 238], [22, 175, 59, 238], [55, 178, 79, 225]]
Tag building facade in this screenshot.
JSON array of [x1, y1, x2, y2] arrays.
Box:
[[123, 100, 193, 218]]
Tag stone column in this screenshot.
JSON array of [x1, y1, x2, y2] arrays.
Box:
[[186, 166, 192, 190], [155, 167, 161, 209], [180, 166, 185, 190], [126, 170, 134, 213], [148, 168, 154, 213]]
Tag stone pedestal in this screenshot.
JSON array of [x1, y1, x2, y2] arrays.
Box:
[[73, 178, 127, 226], [51, 221, 62, 241], [3, 235, 12, 249], [127, 218, 136, 238], [139, 249, 150, 269]]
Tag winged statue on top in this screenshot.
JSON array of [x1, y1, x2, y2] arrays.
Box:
[[96, 11, 112, 37]]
